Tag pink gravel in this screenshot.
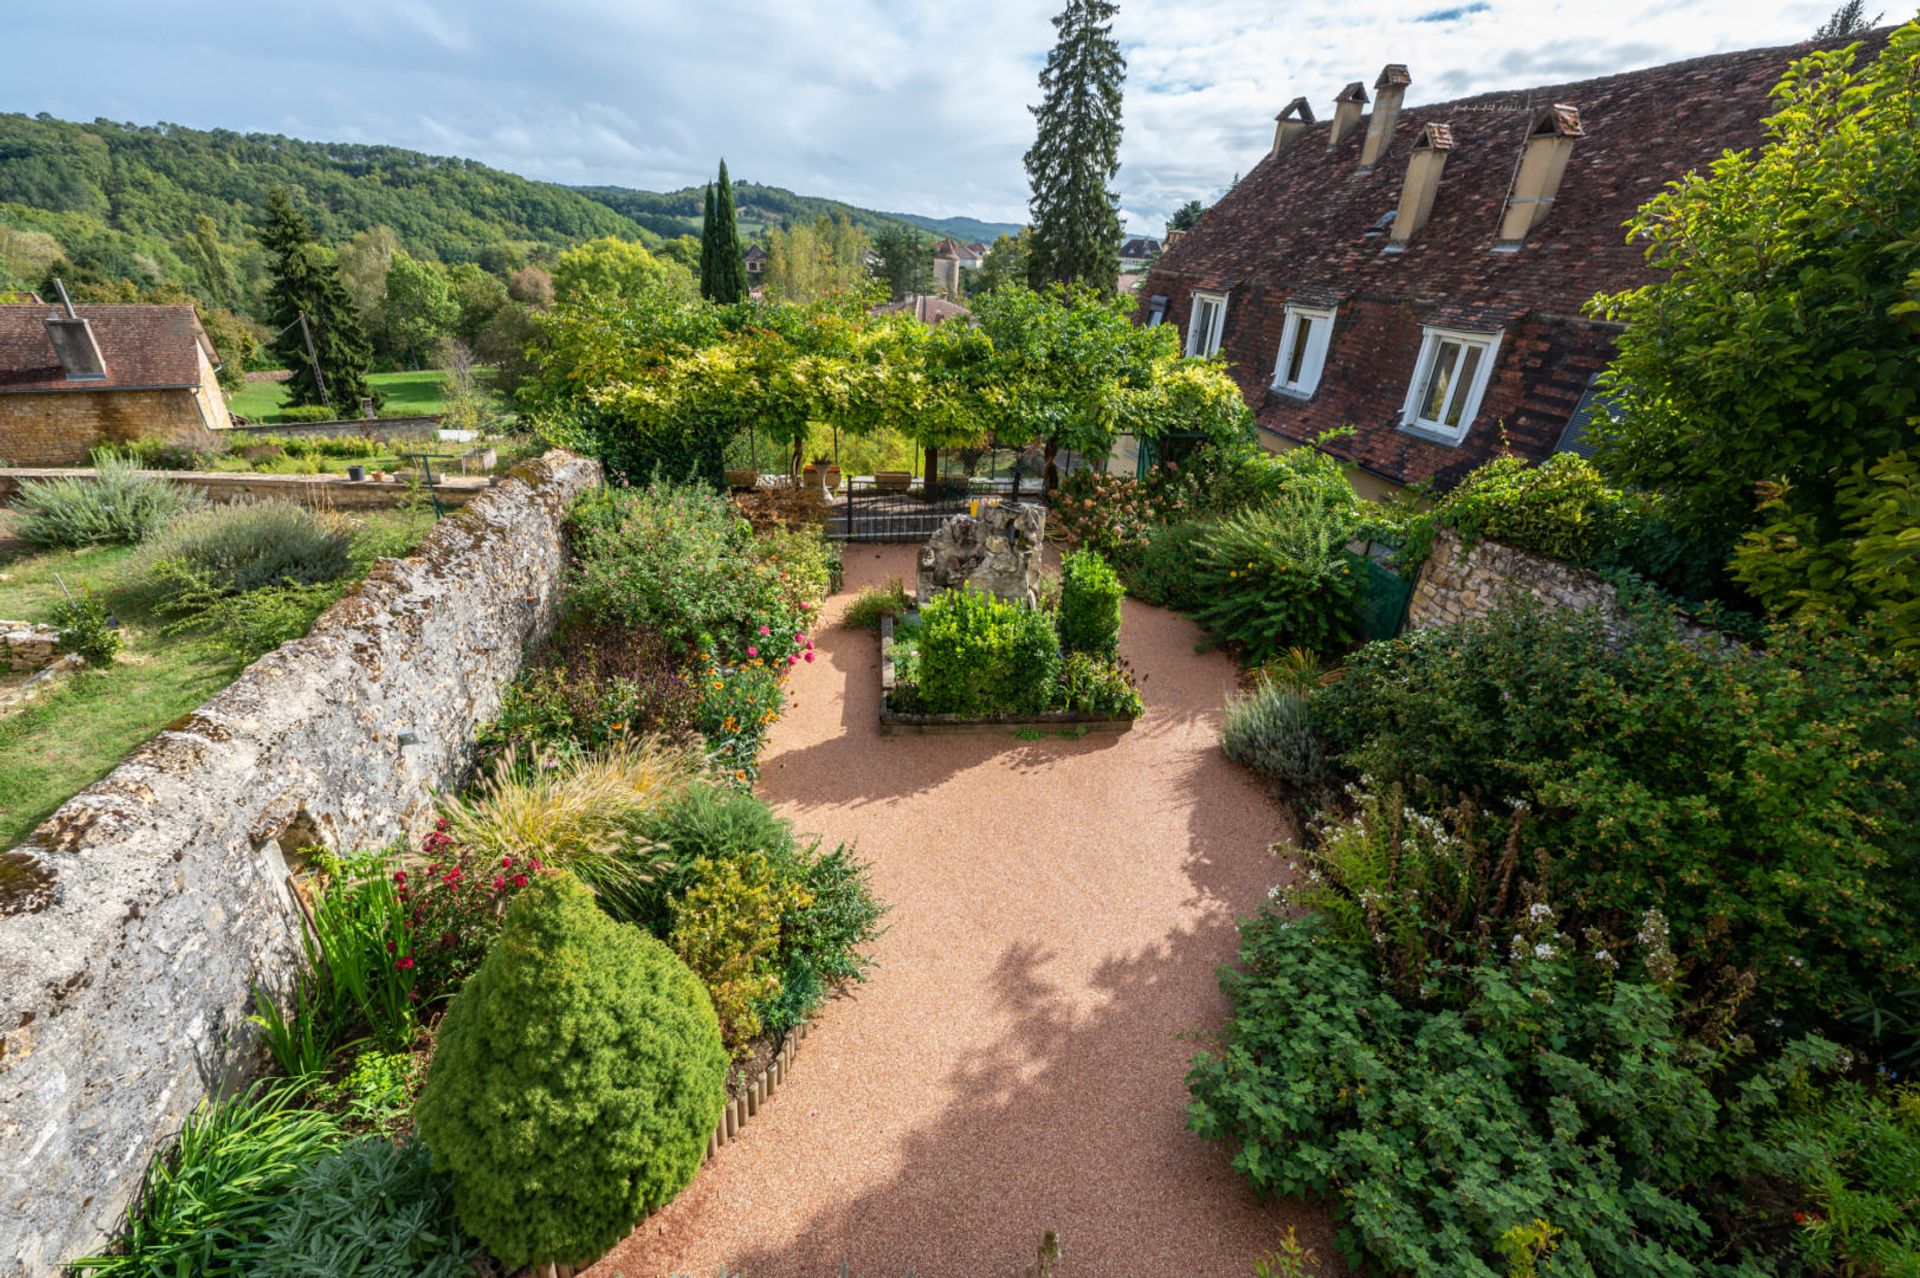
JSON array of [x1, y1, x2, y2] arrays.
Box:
[[589, 544, 1337, 1278]]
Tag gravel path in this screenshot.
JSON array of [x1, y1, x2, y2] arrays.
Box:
[[590, 544, 1335, 1278]]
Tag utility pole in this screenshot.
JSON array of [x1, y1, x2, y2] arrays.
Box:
[[297, 311, 331, 410]]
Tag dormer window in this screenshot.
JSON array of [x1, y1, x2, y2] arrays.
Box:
[[1271, 305, 1334, 397], [1186, 290, 1227, 357], [1400, 326, 1502, 443]]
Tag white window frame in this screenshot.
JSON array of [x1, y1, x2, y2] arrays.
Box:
[[1270, 304, 1335, 397], [1400, 326, 1503, 444], [1185, 290, 1228, 357]]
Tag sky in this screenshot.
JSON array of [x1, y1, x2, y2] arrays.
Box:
[[10, 0, 1851, 237]]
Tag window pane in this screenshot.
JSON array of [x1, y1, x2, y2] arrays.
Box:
[[1421, 340, 1462, 421], [1444, 344, 1484, 428], [1285, 317, 1313, 385], [1192, 300, 1217, 353]]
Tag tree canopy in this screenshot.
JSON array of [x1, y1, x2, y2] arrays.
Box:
[[1024, 0, 1126, 291], [260, 187, 374, 414], [701, 161, 749, 304]]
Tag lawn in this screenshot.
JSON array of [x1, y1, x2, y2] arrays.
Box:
[[226, 369, 481, 423], [0, 508, 432, 849]]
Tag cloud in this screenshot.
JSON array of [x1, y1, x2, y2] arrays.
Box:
[[6, 0, 1833, 237]]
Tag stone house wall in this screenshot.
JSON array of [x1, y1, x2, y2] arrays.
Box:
[[0, 450, 601, 1276], [1406, 526, 1618, 630], [0, 388, 223, 467]]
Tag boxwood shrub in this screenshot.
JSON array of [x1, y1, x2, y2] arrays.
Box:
[[917, 587, 1059, 716], [414, 874, 726, 1269], [1058, 549, 1124, 658]]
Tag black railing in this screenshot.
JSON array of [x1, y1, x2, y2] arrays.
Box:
[[831, 474, 1048, 541]]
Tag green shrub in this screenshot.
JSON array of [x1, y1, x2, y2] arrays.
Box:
[[760, 839, 885, 1035], [569, 480, 752, 653], [1054, 651, 1143, 718], [145, 501, 353, 596], [159, 579, 347, 662], [241, 1136, 472, 1278], [756, 525, 834, 608], [14, 453, 204, 548], [1058, 549, 1124, 657], [71, 1084, 347, 1278], [105, 439, 222, 471], [52, 587, 120, 667], [670, 851, 811, 1052], [275, 403, 340, 423], [1187, 910, 1845, 1278], [1220, 679, 1326, 789], [1128, 520, 1213, 611], [415, 874, 727, 1269], [694, 645, 785, 782], [841, 579, 912, 630], [1313, 597, 1920, 1042], [917, 587, 1059, 716], [1189, 495, 1365, 661], [1766, 1080, 1920, 1276]]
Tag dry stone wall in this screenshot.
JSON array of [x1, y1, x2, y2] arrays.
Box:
[[1406, 527, 1619, 630], [0, 449, 600, 1277]]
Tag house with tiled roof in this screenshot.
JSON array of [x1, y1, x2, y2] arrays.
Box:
[[873, 293, 971, 326], [1137, 34, 1877, 499], [0, 299, 231, 466], [931, 238, 986, 295], [1118, 236, 1161, 271]]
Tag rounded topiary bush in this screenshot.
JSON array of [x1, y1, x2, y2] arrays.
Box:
[[414, 873, 727, 1269], [1059, 548, 1124, 658]]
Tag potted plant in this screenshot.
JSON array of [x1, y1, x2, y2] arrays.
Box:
[[802, 454, 841, 495], [347, 464, 366, 482]]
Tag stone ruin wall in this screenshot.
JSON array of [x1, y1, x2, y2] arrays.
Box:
[[1406, 527, 1621, 630], [0, 450, 601, 1277]]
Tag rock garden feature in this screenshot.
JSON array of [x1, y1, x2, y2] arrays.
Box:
[[881, 540, 1142, 736]]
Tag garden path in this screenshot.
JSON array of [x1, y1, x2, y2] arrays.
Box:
[[589, 544, 1334, 1278]]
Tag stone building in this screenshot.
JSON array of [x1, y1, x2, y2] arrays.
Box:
[[1136, 32, 1885, 500], [0, 301, 232, 466]]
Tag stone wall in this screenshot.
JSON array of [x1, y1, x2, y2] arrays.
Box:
[[0, 389, 222, 467], [0, 622, 61, 673], [1406, 527, 1618, 630], [0, 449, 600, 1276]]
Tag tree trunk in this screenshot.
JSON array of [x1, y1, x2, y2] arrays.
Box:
[[922, 445, 939, 494], [1043, 436, 1060, 494]]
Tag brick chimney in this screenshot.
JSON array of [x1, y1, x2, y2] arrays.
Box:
[[1387, 123, 1453, 249], [43, 280, 107, 382], [1495, 104, 1585, 248], [1328, 82, 1368, 149], [1359, 64, 1410, 171], [1271, 97, 1315, 157]]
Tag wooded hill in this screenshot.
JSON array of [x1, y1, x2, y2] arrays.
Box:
[[574, 181, 1020, 246]]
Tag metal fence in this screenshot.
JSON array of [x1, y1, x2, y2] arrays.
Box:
[[830, 475, 1048, 542]]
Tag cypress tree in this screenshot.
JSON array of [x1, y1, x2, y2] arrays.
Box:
[[1023, 0, 1126, 291], [260, 187, 375, 415], [704, 160, 749, 303], [698, 181, 717, 299]]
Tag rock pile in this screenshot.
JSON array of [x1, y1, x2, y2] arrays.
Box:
[[915, 502, 1047, 609]]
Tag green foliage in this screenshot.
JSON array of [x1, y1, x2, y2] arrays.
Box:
[[1024, 0, 1125, 290], [322, 1048, 421, 1131], [379, 252, 459, 364], [1588, 26, 1920, 567], [761, 839, 886, 1035], [552, 235, 694, 306], [1220, 679, 1326, 789], [1314, 596, 1920, 1041], [872, 221, 933, 300], [415, 874, 727, 1269], [52, 586, 120, 667], [1058, 548, 1123, 658], [156, 579, 348, 663], [1053, 650, 1143, 718], [1187, 910, 1846, 1278], [917, 588, 1060, 717], [1130, 521, 1214, 611], [71, 1084, 347, 1278], [695, 647, 785, 783], [842, 579, 913, 630], [13, 454, 204, 548], [670, 851, 812, 1052], [242, 1136, 472, 1278], [1732, 451, 1920, 649], [309, 850, 418, 1051], [261, 188, 375, 415], [477, 619, 700, 769], [1189, 496, 1366, 661], [1767, 1080, 1920, 1276], [145, 500, 353, 595], [702, 160, 749, 304]]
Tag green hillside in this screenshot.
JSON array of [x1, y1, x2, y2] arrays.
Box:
[[0, 114, 655, 316], [574, 181, 1021, 246]]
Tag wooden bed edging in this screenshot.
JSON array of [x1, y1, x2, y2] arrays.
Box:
[[878, 613, 1138, 738]]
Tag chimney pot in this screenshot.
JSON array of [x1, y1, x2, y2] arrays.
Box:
[[1360, 64, 1411, 171], [1328, 82, 1368, 149], [1271, 96, 1316, 157]]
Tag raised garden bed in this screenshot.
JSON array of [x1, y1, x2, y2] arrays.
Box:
[[878, 612, 1136, 737]]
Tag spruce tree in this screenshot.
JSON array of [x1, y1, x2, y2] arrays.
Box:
[[703, 160, 749, 304], [698, 181, 717, 299], [1024, 0, 1126, 292], [260, 187, 374, 415]]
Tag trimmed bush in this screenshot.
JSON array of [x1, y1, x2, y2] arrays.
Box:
[[146, 500, 352, 595], [14, 453, 204, 548], [1059, 549, 1124, 658], [917, 587, 1059, 717], [242, 1136, 472, 1278], [1221, 679, 1325, 789], [415, 874, 726, 1270]]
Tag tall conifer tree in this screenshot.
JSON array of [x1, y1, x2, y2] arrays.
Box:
[[260, 187, 374, 415], [703, 160, 749, 303], [1024, 0, 1126, 291], [698, 182, 717, 299]]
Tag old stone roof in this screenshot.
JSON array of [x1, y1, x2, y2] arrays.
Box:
[[1141, 31, 1888, 488], [932, 238, 983, 262], [1119, 237, 1161, 259], [0, 303, 215, 395], [873, 293, 971, 325]]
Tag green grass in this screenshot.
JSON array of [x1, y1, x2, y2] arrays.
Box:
[[0, 509, 431, 849], [226, 370, 484, 423]]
